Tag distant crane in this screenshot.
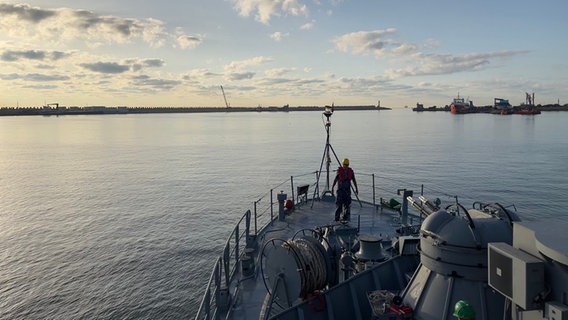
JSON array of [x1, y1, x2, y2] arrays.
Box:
[[220, 85, 230, 108], [525, 92, 535, 105]]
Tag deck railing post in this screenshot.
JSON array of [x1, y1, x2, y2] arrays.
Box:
[[372, 173, 376, 208], [270, 189, 274, 222], [290, 176, 295, 203], [214, 259, 222, 319], [234, 224, 239, 264], [245, 210, 251, 245], [314, 171, 320, 199], [253, 201, 258, 235], [223, 246, 230, 285]]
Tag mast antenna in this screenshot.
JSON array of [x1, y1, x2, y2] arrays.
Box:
[[312, 103, 362, 206]]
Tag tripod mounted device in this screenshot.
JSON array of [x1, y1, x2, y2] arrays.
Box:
[[314, 105, 342, 202], [312, 104, 362, 208]]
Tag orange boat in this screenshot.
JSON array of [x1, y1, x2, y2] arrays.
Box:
[[450, 95, 476, 114]]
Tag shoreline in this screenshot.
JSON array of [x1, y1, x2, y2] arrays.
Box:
[[0, 105, 388, 117]]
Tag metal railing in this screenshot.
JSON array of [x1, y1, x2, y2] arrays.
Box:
[[193, 171, 436, 320], [194, 172, 317, 320]]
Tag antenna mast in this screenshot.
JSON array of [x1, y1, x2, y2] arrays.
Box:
[[314, 104, 341, 202]]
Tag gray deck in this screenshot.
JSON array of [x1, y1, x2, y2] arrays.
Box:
[[226, 198, 422, 320]]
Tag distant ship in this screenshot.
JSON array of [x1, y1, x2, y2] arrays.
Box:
[[514, 92, 541, 115], [450, 94, 476, 114]]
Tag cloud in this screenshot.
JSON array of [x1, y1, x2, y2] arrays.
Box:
[[0, 73, 69, 81], [224, 56, 273, 72], [270, 31, 289, 42], [79, 62, 130, 74], [231, 0, 308, 24], [224, 56, 273, 81], [228, 72, 256, 81], [0, 3, 56, 22], [80, 58, 166, 73], [385, 50, 529, 79], [265, 68, 295, 77], [224, 56, 273, 80], [0, 3, 198, 50], [300, 21, 314, 30], [140, 59, 165, 68], [257, 77, 294, 85], [391, 43, 418, 55], [125, 58, 165, 71], [22, 84, 58, 90], [333, 28, 529, 79], [25, 73, 70, 81], [1, 49, 71, 62], [177, 34, 202, 49], [332, 29, 398, 55], [130, 76, 181, 90]]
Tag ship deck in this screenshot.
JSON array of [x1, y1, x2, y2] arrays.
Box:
[[226, 196, 422, 320]]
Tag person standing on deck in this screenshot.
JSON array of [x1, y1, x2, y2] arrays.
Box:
[[332, 158, 358, 221]]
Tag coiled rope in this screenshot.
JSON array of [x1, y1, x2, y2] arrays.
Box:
[[282, 237, 328, 298]]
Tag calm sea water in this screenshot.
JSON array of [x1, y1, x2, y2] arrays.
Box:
[[1, 109, 567, 319]]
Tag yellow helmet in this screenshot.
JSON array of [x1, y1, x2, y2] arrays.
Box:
[[342, 158, 349, 166]]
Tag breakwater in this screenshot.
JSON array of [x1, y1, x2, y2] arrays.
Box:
[[0, 105, 387, 116]]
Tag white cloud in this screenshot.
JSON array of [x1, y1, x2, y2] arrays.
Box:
[[391, 43, 418, 55], [270, 31, 289, 42], [231, 0, 308, 24], [300, 21, 315, 30], [224, 56, 274, 73], [187, 68, 217, 79], [265, 68, 294, 77], [333, 29, 397, 55], [0, 3, 195, 50], [1, 49, 72, 62], [177, 34, 202, 49], [385, 51, 529, 79], [224, 56, 273, 81]]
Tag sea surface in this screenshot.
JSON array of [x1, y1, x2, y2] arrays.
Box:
[[1, 109, 567, 319]]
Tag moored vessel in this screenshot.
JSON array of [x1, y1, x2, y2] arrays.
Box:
[[449, 95, 476, 114], [512, 92, 541, 115]]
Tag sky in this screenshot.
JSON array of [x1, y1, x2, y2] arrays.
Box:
[[1, 1, 567, 108]]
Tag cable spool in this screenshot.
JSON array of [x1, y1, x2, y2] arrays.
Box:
[[261, 236, 329, 302], [288, 237, 328, 298]]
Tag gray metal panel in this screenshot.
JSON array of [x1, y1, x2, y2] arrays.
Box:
[[271, 255, 419, 320], [488, 242, 545, 310]]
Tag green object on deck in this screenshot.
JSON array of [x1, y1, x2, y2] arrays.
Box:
[[382, 198, 401, 210]]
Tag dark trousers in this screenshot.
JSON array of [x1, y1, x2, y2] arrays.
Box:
[[335, 189, 351, 221]]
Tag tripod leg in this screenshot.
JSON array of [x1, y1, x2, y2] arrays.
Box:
[[327, 144, 342, 167], [313, 143, 328, 205]]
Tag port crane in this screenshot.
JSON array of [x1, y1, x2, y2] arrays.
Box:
[[525, 92, 535, 105], [220, 85, 230, 108]]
